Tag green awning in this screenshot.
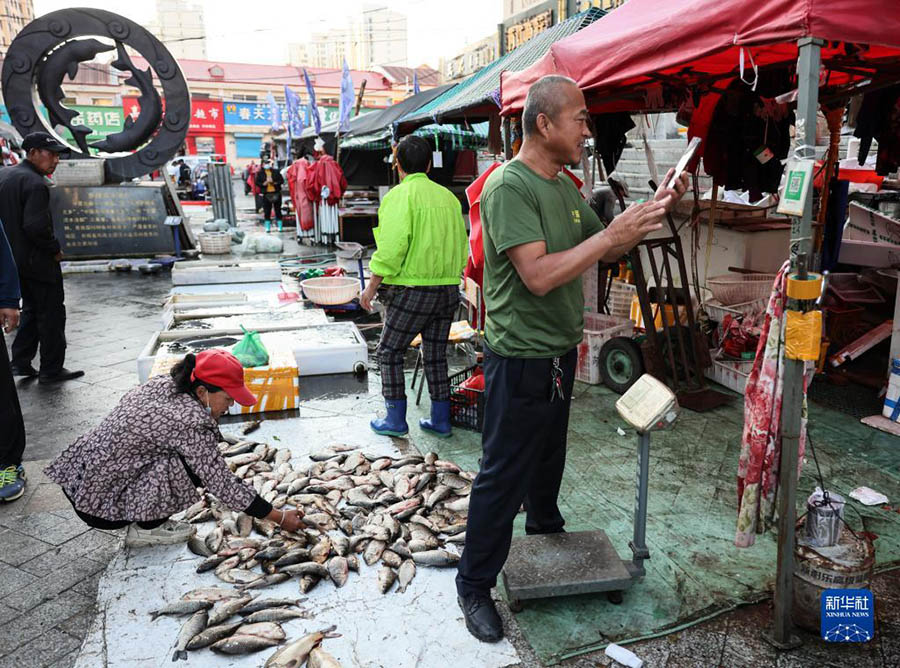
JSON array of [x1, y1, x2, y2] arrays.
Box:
[[341, 122, 489, 151], [395, 8, 605, 132]]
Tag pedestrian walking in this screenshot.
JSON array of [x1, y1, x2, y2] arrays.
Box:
[[0, 131, 83, 384], [454, 75, 689, 643], [255, 159, 284, 232], [0, 218, 26, 502], [44, 350, 306, 547], [359, 135, 468, 438]]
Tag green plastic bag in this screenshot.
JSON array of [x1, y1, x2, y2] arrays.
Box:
[[231, 326, 269, 367]]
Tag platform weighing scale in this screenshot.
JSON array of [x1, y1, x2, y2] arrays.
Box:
[[501, 374, 680, 610]]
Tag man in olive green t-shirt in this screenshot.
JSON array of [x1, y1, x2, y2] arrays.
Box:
[[455, 75, 688, 643]]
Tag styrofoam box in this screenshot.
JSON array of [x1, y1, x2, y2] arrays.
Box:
[[575, 314, 634, 385], [136, 323, 367, 383], [171, 261, 282, 285], [169, 281, 284, 296]]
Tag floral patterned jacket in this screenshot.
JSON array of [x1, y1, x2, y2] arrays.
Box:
[[45, 375, 257, 522]]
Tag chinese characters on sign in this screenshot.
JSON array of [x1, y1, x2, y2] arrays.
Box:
[[123, 98, 225, 134], [505, 9, 553, 53], [51, 186, 174, 257], [223, 101, 348, 128], [820, 589, 874, 643]]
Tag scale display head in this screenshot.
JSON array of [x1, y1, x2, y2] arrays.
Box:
[[615, 374, 679, 433]]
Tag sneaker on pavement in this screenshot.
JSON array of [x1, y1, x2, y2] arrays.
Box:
[[458, 592, 504, 642], [125, 519, 196, 548], [10, 364, 38, 377], [0, 465, 26, 502], [38, 368, 85, 384]]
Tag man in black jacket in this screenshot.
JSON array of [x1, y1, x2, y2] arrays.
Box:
[[0, 132, 83, 384], [0, 213, 27, 501]]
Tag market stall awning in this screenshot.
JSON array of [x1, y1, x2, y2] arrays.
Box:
[[395, 7, 605, 133], [298, 84, 454, 140], [501, 0, 900, 115], [340, 122, 489, 151]]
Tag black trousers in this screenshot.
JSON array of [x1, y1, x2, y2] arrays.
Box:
[[0, 335, 26, 468], [64, 456, 203, 530], [11, 278, 66, 375], [262, 193, 282, 221], [456, 345, 577, 597]]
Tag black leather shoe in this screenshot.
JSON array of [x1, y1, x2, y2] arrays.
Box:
[[10, 364, 38, 377], [458, 593, 503, 643], [38, 368, 85, 384]]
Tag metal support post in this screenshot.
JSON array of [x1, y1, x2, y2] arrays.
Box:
[[627, 431, 651, 577], [765, 36, 824, 651]]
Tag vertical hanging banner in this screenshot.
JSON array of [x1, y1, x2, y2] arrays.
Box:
[[303, 68, 322, 136], [284, 86, 305, 139], [266, 92, 282, 132], [338, 59, 354, 133]]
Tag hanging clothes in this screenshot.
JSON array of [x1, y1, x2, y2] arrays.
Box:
[[735, 261, 809, 548], [853, 85, 900, 176], [286, 158, 314, 231], [305, 154, 347, 206]]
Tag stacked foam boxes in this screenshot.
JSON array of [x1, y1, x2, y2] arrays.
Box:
[[883, 359, 900, 422]]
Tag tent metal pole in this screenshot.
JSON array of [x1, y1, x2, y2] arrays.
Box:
[[765, 35, 824, 652]]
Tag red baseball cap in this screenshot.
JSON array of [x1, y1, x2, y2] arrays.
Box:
[[191, 349, 257, 406]]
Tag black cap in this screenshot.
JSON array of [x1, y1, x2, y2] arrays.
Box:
[[22, 132, 67, 153]]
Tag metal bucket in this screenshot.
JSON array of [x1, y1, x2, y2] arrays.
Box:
[[805, 489, 845, 547], [792, 520, 875, 633]]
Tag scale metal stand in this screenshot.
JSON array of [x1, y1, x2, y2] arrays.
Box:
[[501, 374, 680, 610]]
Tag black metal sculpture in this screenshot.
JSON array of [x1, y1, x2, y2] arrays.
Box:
[[1, 8, 191, 182]]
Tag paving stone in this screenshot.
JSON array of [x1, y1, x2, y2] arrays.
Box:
[[8, 512, 90, 546], [658, 629, 727, 667], [8, 557, 105, 612], [56, 607, 97, 642], [53, 649, 80, 668], [0, 589, 91, 655], [71, 570, 103, 599], [0, 602, 18, 627], [0, 627, 81, 668], [0, 561, 36, 598], [0, 529, 53, 567]]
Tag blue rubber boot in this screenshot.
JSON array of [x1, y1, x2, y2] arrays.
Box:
[[276, 219, 283, 233], [264, 219, 271, 233], [420, 400, 452, 438], [371, 399, 409, 437]]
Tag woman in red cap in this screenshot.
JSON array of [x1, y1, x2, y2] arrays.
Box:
[[45, 349, 304, 547]]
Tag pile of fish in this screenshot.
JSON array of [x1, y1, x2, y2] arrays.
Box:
[[153, 433, 474, 663]]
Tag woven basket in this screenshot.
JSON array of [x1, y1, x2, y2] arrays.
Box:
[[197, 231, 232, 255], [707, 273, 776, 306], [300, 277, 361, 305]]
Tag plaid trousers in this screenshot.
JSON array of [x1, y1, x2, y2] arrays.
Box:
[[377, 284, 459, 401]]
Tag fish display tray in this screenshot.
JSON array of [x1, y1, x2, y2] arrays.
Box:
[[169, 281, 285, 296], [171, 261, 282, 286], [161, 306, 329, 338], [136, 323, 367, 383]]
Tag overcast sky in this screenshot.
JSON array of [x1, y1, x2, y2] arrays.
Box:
[[33, 0, 502, 69]]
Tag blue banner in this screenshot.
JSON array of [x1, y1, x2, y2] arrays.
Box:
[[283, 86, 305, 139], [303, 69, 322, 136], [338, 59, 354, 133], [266, 92, 282, 132]]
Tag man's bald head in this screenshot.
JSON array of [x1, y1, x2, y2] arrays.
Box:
[[522, 75, 580, 137]]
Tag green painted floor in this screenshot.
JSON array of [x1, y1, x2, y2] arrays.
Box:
[[407, 378, 900, 665]]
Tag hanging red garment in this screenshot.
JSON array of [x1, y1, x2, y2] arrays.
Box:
[[286, 159, 314, 231], [463, 161, 502, 289], [735, 261, 810, 548], [305, 155, 347, 206], [247, 163, 261, 196]]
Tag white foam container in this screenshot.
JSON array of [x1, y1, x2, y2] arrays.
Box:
[[168, 281, 284, 296], [136, 322, 367, 383], [171, 261, 282, 285]]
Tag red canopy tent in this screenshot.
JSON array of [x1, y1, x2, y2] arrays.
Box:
[[501, 0, 900, 115]]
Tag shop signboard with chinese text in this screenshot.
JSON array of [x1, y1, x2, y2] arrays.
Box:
[[505, 9, 553, 52], [49, 183, 174, 258], [123, 97, 224, 134], [223, 101, 372, 128]]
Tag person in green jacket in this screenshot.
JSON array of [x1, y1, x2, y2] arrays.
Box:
[[360, 135, 468, 438]]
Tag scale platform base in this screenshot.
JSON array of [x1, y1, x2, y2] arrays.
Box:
[[501, 531, 634, 609]]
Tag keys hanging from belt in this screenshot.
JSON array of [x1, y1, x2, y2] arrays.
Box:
[[550, 357, 566, 403]]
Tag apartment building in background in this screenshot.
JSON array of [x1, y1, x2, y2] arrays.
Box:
[[148, 0, 208, 60], [0, 0, 34, 57]]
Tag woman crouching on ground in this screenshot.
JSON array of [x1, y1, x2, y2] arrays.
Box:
[[45, 349, 304, 547]]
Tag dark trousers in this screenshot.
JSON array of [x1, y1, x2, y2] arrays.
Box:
[[262, 193, 282, 221], [11, 278, 66, 375], [376, 285, 458, 401], [456, 345, 577, 597], [63, 456, 203, 530], [0, 336, 26, 468]]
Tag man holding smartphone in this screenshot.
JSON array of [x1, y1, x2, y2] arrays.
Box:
[[455, 75, 689, 643]]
